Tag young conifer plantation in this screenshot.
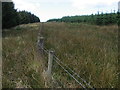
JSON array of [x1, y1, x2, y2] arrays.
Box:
[[47, 11, 119, 25]]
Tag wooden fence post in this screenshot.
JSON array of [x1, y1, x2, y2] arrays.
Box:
[[40, 22, 44, 35], [38, 36, 44, 53], [47, 50, 54, 77], [40, 37, 44, 49]]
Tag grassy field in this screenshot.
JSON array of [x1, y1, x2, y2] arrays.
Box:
[[42, 22, 118, 88], [2, 23, 45, 88], [2, 22, 118, 88]]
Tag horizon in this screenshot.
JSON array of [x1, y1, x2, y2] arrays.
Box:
[[11, 0, 119, 22]]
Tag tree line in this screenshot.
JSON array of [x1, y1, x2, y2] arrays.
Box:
[[2, 2, 40, 29], [47, 11, 120, 25]]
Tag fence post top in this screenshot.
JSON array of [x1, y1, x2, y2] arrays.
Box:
[[39, 36, 44, 40], [49, 50, 55, 54]]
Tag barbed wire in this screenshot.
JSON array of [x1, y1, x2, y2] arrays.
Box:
[[37, 23, 94, 89], [37, 40, 94, 89], [43, 47, 49, 54], [54, 58, 86, 89], [39, 46, 94, 89], [53, 54, 94, 89]]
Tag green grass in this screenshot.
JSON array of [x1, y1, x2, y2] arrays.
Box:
[[2, 22, 118, 88], [2, 23, 45, 88], [42, 22, 118, 88]]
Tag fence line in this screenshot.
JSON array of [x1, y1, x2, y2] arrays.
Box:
[[38, 45, 94, 89], [53, 54, 93, 88], [54, 58, 86, 89], [41, 46, 94, 88], [37, 24, 95, 89]]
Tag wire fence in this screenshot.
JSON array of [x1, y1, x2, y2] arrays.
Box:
[[37, 23, 95, 89], [38, 41, 95, 89]]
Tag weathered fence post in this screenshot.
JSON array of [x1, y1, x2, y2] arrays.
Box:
[[47, 50, 54, 77], [38, 36, 44, 53], [44, 50, 54, 86], [40, 22, 44, 35]]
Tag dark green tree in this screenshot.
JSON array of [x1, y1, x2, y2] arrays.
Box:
[[2, 2, 40, 29], [2, 2, 19, 29]]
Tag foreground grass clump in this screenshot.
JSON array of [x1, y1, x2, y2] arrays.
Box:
[[2, 23, 45, 88], [42, 22, 118, 88]]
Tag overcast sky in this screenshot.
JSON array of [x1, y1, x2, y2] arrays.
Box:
[[12, 0, 119, 22]]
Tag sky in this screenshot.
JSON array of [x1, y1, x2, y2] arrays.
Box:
[[12, 0, 119, 22]]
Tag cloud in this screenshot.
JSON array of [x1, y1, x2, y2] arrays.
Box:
[[13, 0, 38, 11], [12, 0, 119, 22], [12, 0, 41, 18], [70, 0, 119, 9], [13, 0, 70, 4], [0, 0, 12, 2], [12, 0, 73, 21]]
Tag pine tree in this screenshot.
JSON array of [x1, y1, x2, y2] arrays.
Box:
[[2, 2, 18, 29]]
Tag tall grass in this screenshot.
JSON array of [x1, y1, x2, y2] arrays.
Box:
[[2, 22, 118, 88], [42, 22, 118, 88], [2, 23, 45, 88]]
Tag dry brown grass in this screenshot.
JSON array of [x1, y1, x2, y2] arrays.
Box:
[[42, 22, 118, 88], [2, 22, 118, 88], [2, 23, 45, 88]]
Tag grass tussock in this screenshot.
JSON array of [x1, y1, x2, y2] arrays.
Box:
[[2, 23, 45, 88], [42, 22, 118, 88]]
